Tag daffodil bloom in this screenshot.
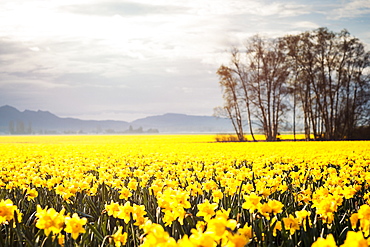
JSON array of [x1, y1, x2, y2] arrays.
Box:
[[177, 234, 197, 247], [127, 178, 138, 191], [363, 192, 370, 204], [270, 217, 281, 237], [141, 219, 157, 233], [238, 224, 253, 239], [174, 190, 191, 209], [358, 204, 370, 220], [313, 198, 337, 224], [296, 189, 312, 204], [212, 189, 224, 203], [105, 201, 120, 218], [116, 201, 133, 224], [197, 199, 218, 221], [282, 215, 300, 235], [355, 204, 370, 236], [225, 233, 249, 247], [268, 200, 284, 214], [340, 231, 367, 247], [132, 204, 147, 226], [203, 180, 218, 191], [189, 228, 217, 247], [149, 181, 163, 196], [187, 182, 204, 196], [295, 209, 311, 230], [26, 188, 38, 201], [195, 221, 207, 232], [118, 187, 132, 200], [141, 222, 176, 247], [258, 187, 272, 198], [64, 213, 87, 240], [350, 213, 359, 229], [55, 185, 73, 203], [35, 205, 65, 236], [215, 208, 231, 220], [206, 216, 237, 241], [112, 226, 128, 247], [258, 200, 284, 220], [157, 188, 191, 226], [278, 183, 288, 192], [341, 186, 357, 199], [0, 199, 21, 224], [242, 193, 261, 213], [162, 208, 180, 226], [311, 234, 337, 247]]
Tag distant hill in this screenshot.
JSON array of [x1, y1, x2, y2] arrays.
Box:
[[131, 113, 234, 133], [0, 105, 130, 134], [0, 105, 234, 134]]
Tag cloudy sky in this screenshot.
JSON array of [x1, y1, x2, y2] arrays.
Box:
[[1, 0, 369, 121]]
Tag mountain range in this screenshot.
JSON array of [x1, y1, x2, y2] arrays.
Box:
[[0, 105, 234, 134]]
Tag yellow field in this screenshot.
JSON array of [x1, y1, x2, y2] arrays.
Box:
[[0, 135, 370, 246]]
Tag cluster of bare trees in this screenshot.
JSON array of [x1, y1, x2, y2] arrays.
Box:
[[216, 28, 370, 141]]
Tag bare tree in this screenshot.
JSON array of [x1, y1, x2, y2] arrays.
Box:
[[217, 27, 369, 141], [246, 35, 290, 140], [285, 28, 370, 140], [336, 30, 370, 138], [229, 48, 256, 141], [215, 65, 245, 141]]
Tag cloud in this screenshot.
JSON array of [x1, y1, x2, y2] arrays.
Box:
[[0, 38, 29, 55], [325, 0, 370, 20], [60, 1, 189, 17], [243, 1, 310, 17], [0, 0, 369, 121], [29, 46, 40, 52], [292, 21, 320, 30], [0, 0, 313, 70]]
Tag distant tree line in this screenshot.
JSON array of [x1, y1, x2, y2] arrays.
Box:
[[6, 121, 159, 135], [8, 120, 33, 134], [215, 27, 370, 141]]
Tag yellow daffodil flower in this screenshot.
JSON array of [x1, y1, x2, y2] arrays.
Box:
[[64, 213, 87, 240]]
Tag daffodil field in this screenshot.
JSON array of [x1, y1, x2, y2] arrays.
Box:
[[1, 135, 370, 247]]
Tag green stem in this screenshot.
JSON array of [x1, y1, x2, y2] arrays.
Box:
[[100, 235, 111, 247]]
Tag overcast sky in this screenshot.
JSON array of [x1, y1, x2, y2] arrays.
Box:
[[1, 0, 369, 121]]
